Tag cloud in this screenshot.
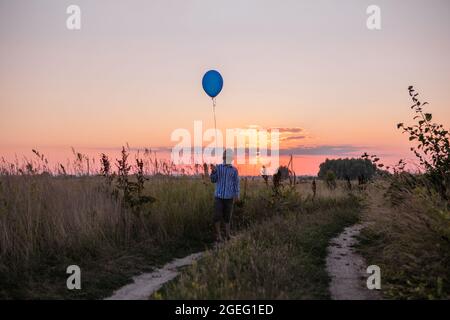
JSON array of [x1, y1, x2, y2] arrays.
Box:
[[279, 144, 365, 156], [280, 135, 307, 141], [271, 127, 308, 145], [271, 127, 304, 133]]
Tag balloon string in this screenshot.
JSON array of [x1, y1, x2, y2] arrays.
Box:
[[212, 98, 218, 158]]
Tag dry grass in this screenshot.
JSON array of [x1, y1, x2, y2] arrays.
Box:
[[295, 180, 351, 200], [153, 194, 361, 299], [0, 147, 370, 300], [0, 175, 219, 298], [358, 179, 450, 299], [0, 172, 302, 299]]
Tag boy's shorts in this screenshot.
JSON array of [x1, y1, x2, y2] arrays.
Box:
[[213, 197, 234, 223]]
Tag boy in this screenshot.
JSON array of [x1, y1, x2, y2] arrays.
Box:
[[210, 148, 240, 242]]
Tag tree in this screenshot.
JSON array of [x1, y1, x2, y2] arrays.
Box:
[[318, 158, 377, 180]]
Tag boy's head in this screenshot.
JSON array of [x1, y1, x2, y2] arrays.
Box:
[[223, 148, 234, 165]]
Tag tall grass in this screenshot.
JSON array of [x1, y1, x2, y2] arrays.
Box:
[[154, 195, 361, 299], [358, 178, 450, 299], [0, 173, 221, 298], [0, 147, 360, 299]]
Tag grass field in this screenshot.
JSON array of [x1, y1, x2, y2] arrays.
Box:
[[0, 167, 448, 299], [0, 174, 216, 298], [0, 170, 358, 299]]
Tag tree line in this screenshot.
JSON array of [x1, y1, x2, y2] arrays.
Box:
[[317, 158, 377, 180]]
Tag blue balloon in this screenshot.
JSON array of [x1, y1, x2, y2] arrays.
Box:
[[202, 70, 223, 98]]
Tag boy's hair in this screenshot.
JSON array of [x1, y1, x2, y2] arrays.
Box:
[[223, 148, 234, 165]]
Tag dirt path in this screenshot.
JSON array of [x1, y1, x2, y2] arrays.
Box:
[[106, 252, 203, 300], [326, 223, 380, 300], [107, 225, 376, 300]]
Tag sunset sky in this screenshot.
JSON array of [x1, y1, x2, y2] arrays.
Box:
[[1, 0, 449, 174]]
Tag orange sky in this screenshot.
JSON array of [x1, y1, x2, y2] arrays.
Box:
[[1, 0, 449, 175]]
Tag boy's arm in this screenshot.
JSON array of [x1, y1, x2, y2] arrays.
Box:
[[210, 165, 218, 183], [234, 169, 240, 199]]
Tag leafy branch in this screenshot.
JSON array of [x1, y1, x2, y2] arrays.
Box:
[[397, 86, 450, 199]]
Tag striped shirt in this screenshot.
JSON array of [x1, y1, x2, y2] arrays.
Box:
[[210, 164, 240, 199]]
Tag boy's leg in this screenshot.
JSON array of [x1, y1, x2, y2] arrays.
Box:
[[213, 198, 223, 241], [215, 222, 222, 242], [223, 199, 233, 240], [225, 222, 231, 240]]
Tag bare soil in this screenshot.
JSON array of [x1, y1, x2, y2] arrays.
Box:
[[326, 224, 381, 300]]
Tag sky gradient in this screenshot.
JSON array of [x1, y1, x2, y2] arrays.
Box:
[[1, 0, 449, 174]]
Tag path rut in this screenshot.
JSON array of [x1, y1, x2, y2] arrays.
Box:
[[106, 252, 203, 300], [326, 223, 380, 300]]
